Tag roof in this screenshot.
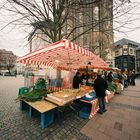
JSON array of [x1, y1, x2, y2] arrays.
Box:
[[17, 39, 108, 71], [115, 38, 140, 48], [136, 46, 140, 51]]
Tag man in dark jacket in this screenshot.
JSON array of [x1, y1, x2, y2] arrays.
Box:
[[94, 73, 108, 114]]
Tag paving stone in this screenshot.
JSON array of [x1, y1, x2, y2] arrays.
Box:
[[0, 76, 89, 140], [130, 135, 140, 140], [1, 77, 140, 140], [114, 122, 123, 131], [136, 129, 140, 138]]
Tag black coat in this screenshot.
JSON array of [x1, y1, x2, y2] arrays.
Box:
[[94, 76, 108, 97], [72, 75, 82, 89]]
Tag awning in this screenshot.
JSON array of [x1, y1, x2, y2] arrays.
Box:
[[17, 39, 108, 70]]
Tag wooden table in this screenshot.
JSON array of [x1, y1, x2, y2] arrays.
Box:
[[45, 92, 91, 106], [20, 100, 57, 128], [20, 87, 94, 128]]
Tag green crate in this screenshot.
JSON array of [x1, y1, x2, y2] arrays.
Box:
[[18, 87, 29, 96]]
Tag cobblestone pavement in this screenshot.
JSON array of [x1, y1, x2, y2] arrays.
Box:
[[81, 79, 140, 140], [1, 76, 140, 140], [0, 76, 90, 140]]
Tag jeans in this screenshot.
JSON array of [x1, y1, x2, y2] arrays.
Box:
[[98, 97, 106, 113]]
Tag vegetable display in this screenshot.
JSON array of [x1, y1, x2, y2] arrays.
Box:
[[34, 78, 47, 90], [19, 78, 48, 102], [20, 90, 48, 102], [107, 82, 117, 92]]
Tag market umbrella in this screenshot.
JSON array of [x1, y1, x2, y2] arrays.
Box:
[[17, 39, 108, 70]]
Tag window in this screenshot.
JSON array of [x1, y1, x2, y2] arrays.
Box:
[[123, 45, 128, 48], [136, 51, 140, 57], [115, 50, 119, 56], [93, 6, 99, 20], [123, 48, 128, 55], [129, 48, 133, 55]]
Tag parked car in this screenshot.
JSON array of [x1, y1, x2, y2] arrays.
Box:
[[3, 72, 15, 76]]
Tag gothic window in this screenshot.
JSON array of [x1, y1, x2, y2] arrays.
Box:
[[93, 6, 99, 20]]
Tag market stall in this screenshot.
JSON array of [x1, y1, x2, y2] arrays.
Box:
[[17, 39, 109, 128]]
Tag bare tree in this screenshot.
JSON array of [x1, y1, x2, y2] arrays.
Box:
[[0, 1, 137, 39], [5, 53, 17, 74], [113, 0, 140, 34], [0, 0, 139, 55], [0, 50, 17, 74], [1, 1, 98, 43]]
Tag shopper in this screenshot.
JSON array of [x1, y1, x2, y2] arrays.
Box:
[[94, 73, 108, 114], [131, 71, 136, 86], [72, 72, 82, 89], [107, 71, 114, 82]]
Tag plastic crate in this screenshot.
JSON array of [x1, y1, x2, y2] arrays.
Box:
[[18, 87, 29, 96], [79, 106, 90, 119]]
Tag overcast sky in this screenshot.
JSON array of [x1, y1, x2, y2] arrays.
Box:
[[0, 0, 140, 57], [114, 0, 140, 43]]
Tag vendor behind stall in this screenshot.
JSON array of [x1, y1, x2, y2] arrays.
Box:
[[72, 72, 82, 89]]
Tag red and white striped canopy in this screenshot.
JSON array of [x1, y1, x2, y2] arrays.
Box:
[[17, 39, 108, 70]]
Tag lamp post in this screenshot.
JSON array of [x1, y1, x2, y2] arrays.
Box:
[[86, 61, 91, 85]]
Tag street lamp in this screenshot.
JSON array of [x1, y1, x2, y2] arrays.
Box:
[[86, 61, 91, 85]]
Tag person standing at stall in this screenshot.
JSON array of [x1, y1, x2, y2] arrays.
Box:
[[72, 72, 82, 89], [131, 71, 136, 86], [94, 73, 108, 114], [107, 71, 114, 82]]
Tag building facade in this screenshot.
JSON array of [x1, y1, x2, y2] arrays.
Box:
[[29, 0, 114, 67], [136, 47, 140, 74], [67, 0, 114, 66], [114, 38, 140, 71], [0, 49, 17, 74]]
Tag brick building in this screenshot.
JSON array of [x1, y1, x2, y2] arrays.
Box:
[[136, 47, 140, 74]]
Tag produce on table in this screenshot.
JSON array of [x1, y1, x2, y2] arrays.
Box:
[[19, 90, 48, 102], [107, 82, 117, 92], [19, 78, 48, 102]]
